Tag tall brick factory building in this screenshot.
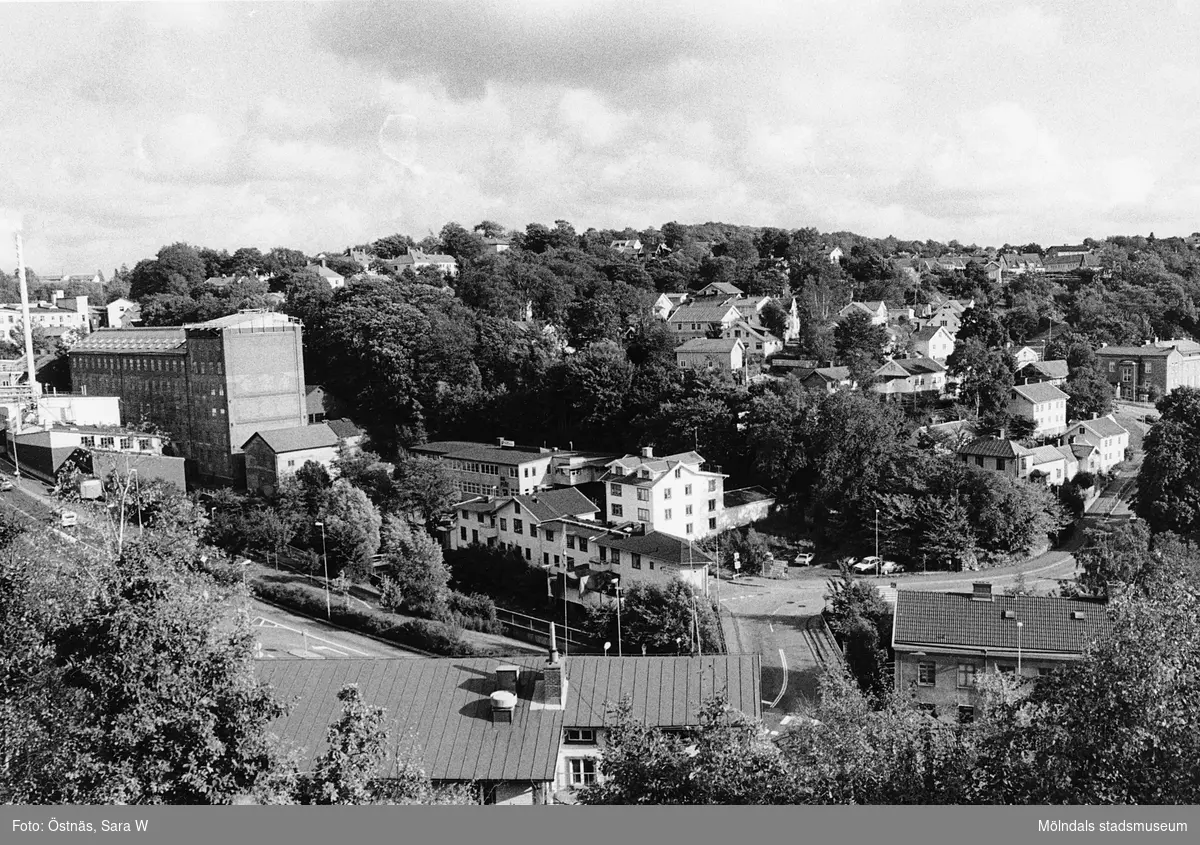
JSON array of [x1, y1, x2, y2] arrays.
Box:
[[68, 311, 307, 486]]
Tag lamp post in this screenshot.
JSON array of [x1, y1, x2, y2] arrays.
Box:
[[314, 520, 330, 620], [614, 576, 622, 657], [1016, 621, 1024, 676], [875, 508, 880, 573], [130, 469, 143, 535], [604, 641, 611, 657]]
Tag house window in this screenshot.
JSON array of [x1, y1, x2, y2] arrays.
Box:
[[499, 518, 507, 531], [957, 663, 977, 689], [80, 436, 95, 447], [610, 483, 622, 497], [674, 468, 681, 478], [544, 553, 550, 566], [138, 438, 151, 451], [684, 484, 692, 495], [476, 512, 485, 523], [708, 498, 716, 511], [685, 505, 693, 516], [708, 480, 717, 492], [1145, 362, 1152, 373], [708, 518, 717, 530], [569, 759, 597, 786], [119, 437, 131, 449], [664, 509, 672, 520], [685, 523, 693, 534], [566, 556, 575, 570], [530, 526, 538, 539], [1108, 362, 1115, 372], [611, 550, 621, 565], [513, 519, 523, 535], [975, 456, 984, 467], [632, 554, 642, 569], [460, 527, 467, 541], [99, 437, 114, 448], [545, 530, 554, 542], [287, 459, 295, 468], [567, 535, 576, 550], [637, 508, 650, 521], [599, 546, 607, 561], [578, 538, 588, 553], [525, 548, 531, 561], [957, 706, 975, 723], [637, 488, 649, 502], [612, 504, 623, 517], [917, 661, 936, 686], [996, 458, 1006, 472], [565, 728, 596, 745], [663, 488, 672, 500]]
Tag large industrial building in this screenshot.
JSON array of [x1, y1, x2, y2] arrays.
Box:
[[68, 310, 307, 486]]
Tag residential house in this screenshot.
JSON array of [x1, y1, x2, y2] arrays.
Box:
[[652, 292, 688, 321], [693, 282, 744, 299], [892, 584, 1113, 721], [0, 294, 90, 345], [102, 297, 140, 329], [305, 384, 327, 424], [957, 436, 1075, 484], [448, 487, 600, 560], [257, 651, 762, 804], [1009, 382, 1069, 438], [871, 357, 947, 398], [303, 263, 346, 289], [797, 366, 854, 394], [610, 239, 642, 257], [836, 300, 888, 326], [242, 423, 341, 493], [326, 418, 366, 453], [667, 301, 742, 342], [1045, 244, 1090, 257], [1016, 359, 1069, 386], [727, 321, 781, 359], [482, 237, 513, 254], [409, 439, 603, 499], [827, 246, 844, 265], [601, 448, 727, 540], [1012, 345, 1040, 368], [998, 253, 1045, 277], [1066, 415, 1130, 475], [1095, 340, 1200, 400], [674, 337, 746, 375], [3, 423, 183, 488], [381, 249, 459, 277], [911, 325, 956, 362]]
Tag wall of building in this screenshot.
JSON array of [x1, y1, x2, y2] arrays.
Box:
[[718, 495, 773, 532], [895, 652, 1069, 719], [92, 450, 187, 490]]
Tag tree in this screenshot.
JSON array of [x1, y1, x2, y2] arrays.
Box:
[[824, 570, 892, 694], [833, 310, 889, 385], [438, 222, 484, 264], [473, 220, 506, 238], [1135, 386, 1200, 535], [586, 579, 721, 655], [947, 338, 1016, 423], [1063, 366, 1115, 420], [300, 685, 389, 805], [913, 495, 978, 571], [392, 454, 456, 529], [1072, 520, 1156, 598], [955, 306, 1009, 348], [579, 698, 798, 805], [759, 299, 789, 340], [316, 479, 382, 582], [379, 517, 450, 618]]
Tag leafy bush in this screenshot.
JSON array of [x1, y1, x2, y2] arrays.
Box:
[[251, 578, 484, 657], [448, 590, 497, 621], [1073, 471, 1095, 490]]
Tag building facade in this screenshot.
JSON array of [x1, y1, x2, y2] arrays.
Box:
[[601, 448, 726, 541], [68, 311, 307, 485], [1009, 382, 1069, 437], [243, 423, 341, 494], [1095, 340, 1200, 400]]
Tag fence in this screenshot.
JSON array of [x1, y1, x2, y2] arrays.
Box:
[[494, 606, 603, 654]]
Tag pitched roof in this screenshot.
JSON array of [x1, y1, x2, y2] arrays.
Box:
[[188, 311, 298, 330], [69, 327, 187, 354], [1011, 382, 1069, 404], [1074, 415, 1129, 439], [893, 591, 1114, 656], [598, 530, 715, 566], [675, 337, 744, 354], [696, 282, 743, 296], [670, 302, 740, 323], [1019, 359, 1069, 380], [304, 264, 344, 279], [724, 486, 775, 508], [804, 366, 851, 383], [411, 441, 550, 467], [1094, 345, 1175, 358], [244, 423, 338, 454], [912, 325, 950, 342], [511, 487, 600, 522], [259, 654, 761, 779], [873, 359, 912, 379], [958, 437, 1030, 459], [897, 357, 947, 376], [325, 418, 364, 440], [1027, 444, 1067, 465]]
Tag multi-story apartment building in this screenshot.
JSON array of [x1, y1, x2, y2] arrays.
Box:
[[0, 293, 90, 344], [1008, 382, 1069, 438], [1095, 339, 1200, 401], [601, 448, 727, 541], [893, 584, 1112, 722], [409, 439, 610, 499], [68, 310, 306, 485]]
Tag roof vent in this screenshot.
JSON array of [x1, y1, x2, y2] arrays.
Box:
[[1002, 610, 1016, 619], [1071, 611, 1087, 620], [972, 582, 994, 602], [490, 690, 517, 724], [495, 664, 520, 694]]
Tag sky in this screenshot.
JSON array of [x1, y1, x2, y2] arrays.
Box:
[[4, 0, 1200, 273]]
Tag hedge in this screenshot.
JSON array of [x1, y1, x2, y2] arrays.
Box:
[[251, 578, 489, 657]]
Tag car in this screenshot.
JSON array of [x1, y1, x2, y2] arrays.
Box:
[[851, 558, 879, 574], [880, 560, 904, 575], [0, 480, 13, 492], [790, 552, 815, 567]]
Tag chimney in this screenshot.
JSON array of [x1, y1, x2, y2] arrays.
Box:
[[490, 690, 516, 724], [641, 446, 653, 458], [997, 427, 1007, 441], [74, 295, 88, 315], [544, 623, 565, 708], [972, 582, 993, 602], [495, 664, 520, 694]]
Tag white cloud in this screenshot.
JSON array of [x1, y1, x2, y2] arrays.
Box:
[[137, 113, 235, 181]]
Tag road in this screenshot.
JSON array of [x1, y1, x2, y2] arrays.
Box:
[[242, 597, 424, 660]]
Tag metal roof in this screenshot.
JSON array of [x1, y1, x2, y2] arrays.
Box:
[[244, 423, 338, 454], [69, 327, 187, 353], [958, 437, 1030, 459], [1011, 382, 1069, 404], [597, 530, 715, 566]]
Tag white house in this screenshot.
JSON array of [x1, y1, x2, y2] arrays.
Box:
[[911, 325, 956, 362], [674, 337, 746, 374], [1066, 415, 1130, 475], [836, 300, 888, 326], [602, 448, 727, 541], [652, 292, 688, 321], [303, 263, 346, 289], [1009, 382, 1069, 438]]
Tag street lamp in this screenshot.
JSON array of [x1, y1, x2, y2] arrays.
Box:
[[314, 520, 330, 620], [614, 576, 622, 657], [875, 508, 880, 566], [603, 641, 611, 657], [130, 469, 143, 536], [1016, 621, 1024, 676]]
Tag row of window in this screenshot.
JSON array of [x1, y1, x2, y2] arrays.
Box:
[[916, 661, 1054, 688], [78, 435, 153, 451], [78, 355, 223, 376]]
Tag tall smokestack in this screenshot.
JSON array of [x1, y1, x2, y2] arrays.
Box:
[[14, 234, 39, 404], [548, 621, 560, 665]]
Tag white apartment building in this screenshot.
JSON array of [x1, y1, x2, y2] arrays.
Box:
[[601, 448, 726, 541]]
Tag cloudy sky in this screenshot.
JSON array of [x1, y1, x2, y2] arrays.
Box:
[[4, 0, 1200, 273]]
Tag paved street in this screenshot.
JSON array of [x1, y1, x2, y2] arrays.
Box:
[[242, 597, 424, 660]]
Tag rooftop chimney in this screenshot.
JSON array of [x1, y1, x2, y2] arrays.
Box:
[[641, 446, 653, 458], [972, 582, 994, 602], [544, 623, 565, 709], [495, 664, 520, 695]]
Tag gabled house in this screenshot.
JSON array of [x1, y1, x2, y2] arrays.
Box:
[[1016, 359, 1069, 386], [242, 423, 341, 493], [892, 584, 1113, 721], [674, 337, 746, 375], [103, 297, 141, 329], [601, 447, 727, 540], [693, 282, 744, 299], [871, 357, 948, 398], [836, 300, 888, 326], [827, 246, 844, 265], [448, 487, 601, 556], [1095, 340, 1200, 400], [1009, 382, 1069, 437], [610, 239, 642, 257], [303, 263, 346, 289], [668, 302, 742, 341], [653, 292, 688, 321], [727, 321, 781, 358], [797, 366, 853, 394], [409, 439, 597, 499], [258, 651, 762, 804], [911, 325, 955, 362], [482, 237, 513, 254], [382, 249, 459, 277], [1012, 345, 1040, 367], [1066, 415, 1130, 475]]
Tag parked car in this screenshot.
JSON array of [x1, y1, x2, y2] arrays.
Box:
[[880, 560, 904, 575], [0, 480, 13, 492], [851, 557, 879, 574], [791, 552, 815, 567]]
